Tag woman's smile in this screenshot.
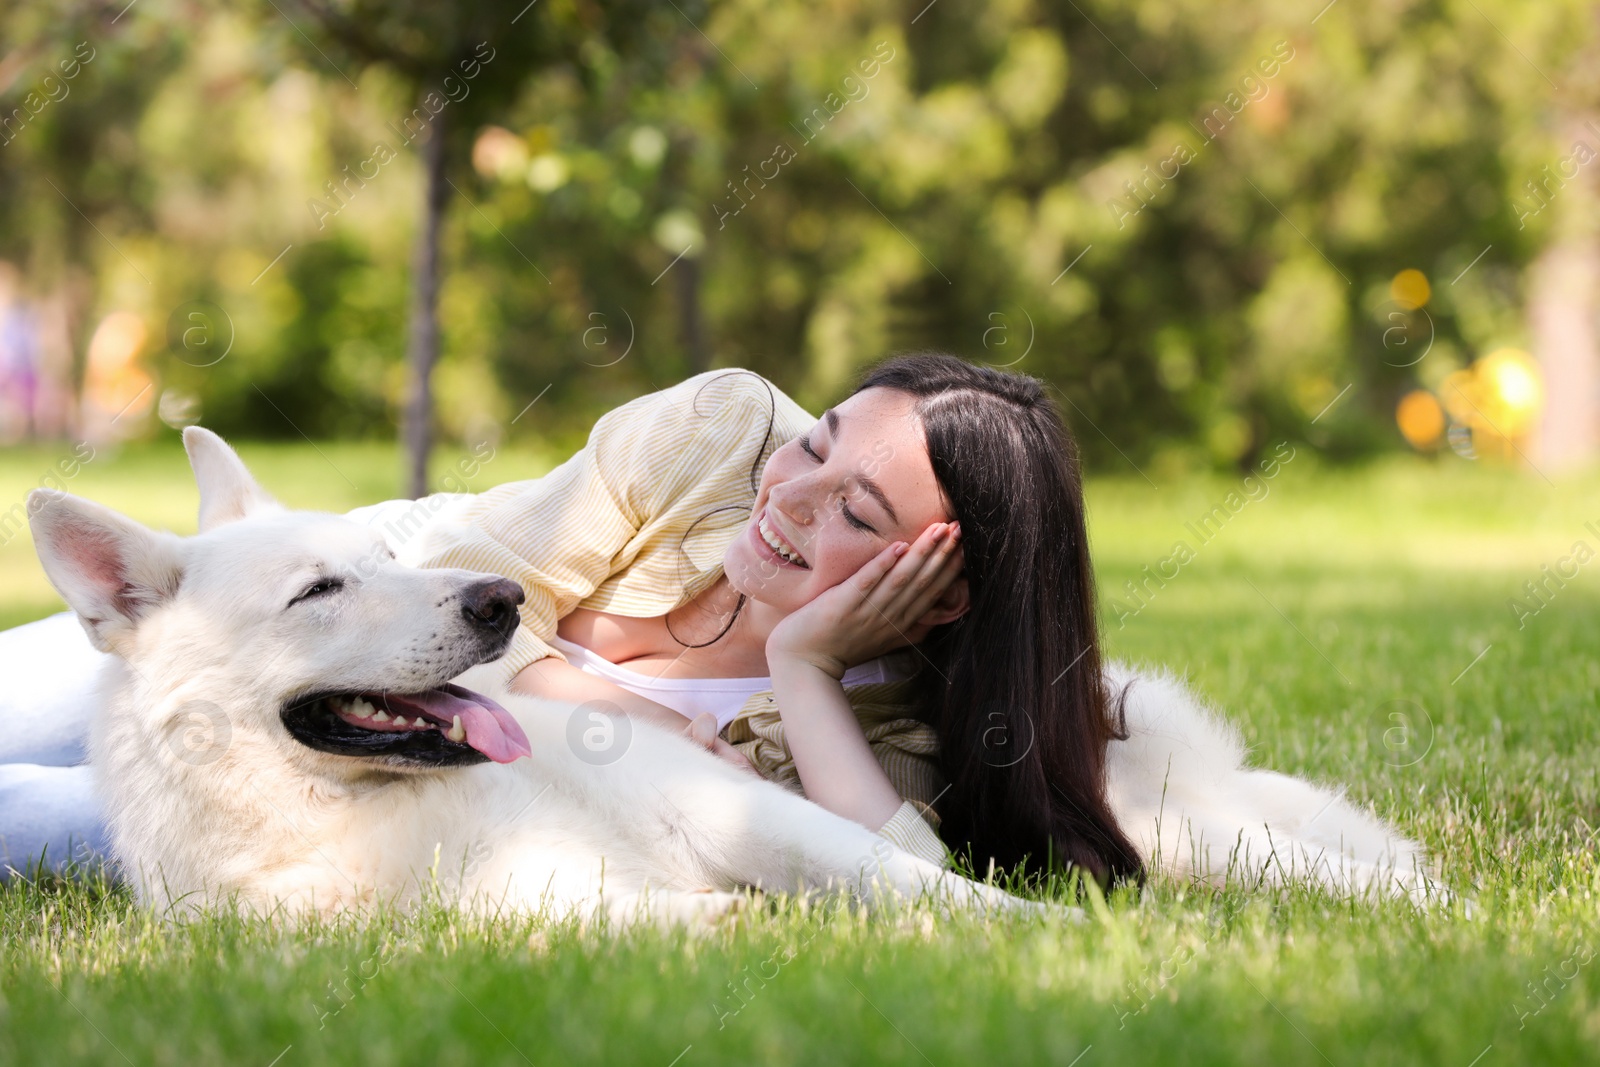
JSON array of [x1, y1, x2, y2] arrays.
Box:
[[755, 510, 809, 568]]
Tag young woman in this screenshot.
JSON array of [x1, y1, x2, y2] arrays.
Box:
[[0, 352, 1141, 885]]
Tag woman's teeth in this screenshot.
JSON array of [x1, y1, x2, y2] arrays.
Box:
[[758, 515, 806, 567]]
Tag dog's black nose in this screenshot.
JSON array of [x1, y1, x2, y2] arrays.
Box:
[[461, 578, 525, 635]]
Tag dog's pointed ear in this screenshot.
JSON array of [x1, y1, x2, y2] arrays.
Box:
[[183, 426, 280, 532], [27, 489, 185, 654]]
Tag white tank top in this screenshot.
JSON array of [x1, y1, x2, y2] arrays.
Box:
[[546, 634, 909, 730]]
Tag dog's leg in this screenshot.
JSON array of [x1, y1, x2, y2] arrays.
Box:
[[480, 695, 1065, 919], [611, 749, 1055, 916], [596, 887, 751, 930], [456, 831, 753, 929]]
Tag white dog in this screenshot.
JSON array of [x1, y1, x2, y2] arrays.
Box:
[[26, 429, 1434, 922]]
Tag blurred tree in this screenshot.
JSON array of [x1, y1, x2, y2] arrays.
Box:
[[454, 0, 1597, 470], [1528, 33, 1600, 471], [265, 0, 687, 496], [2, 0, 1596, 482], [0, 1, 186, 439]]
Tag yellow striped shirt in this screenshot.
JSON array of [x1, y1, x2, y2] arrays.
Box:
[[393, 370, 948, 865]]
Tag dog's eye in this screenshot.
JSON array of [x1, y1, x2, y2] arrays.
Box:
[[289, 578, 344, 607]]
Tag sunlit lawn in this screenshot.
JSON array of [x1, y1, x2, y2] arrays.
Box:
[[2, 437, 1598, 1065]]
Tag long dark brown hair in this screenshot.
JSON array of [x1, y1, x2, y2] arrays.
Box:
[[855, 352, 1142, 885]]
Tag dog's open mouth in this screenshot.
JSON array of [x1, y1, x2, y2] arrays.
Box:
[[282, 683, 533, 767]]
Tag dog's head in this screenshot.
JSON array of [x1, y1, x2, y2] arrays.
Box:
[[27, 427, 532, 778]]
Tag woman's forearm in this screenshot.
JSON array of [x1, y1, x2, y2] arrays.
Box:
[[511, 657, 691, 733], [511, 657, 756, 773], [766, 654, 904, 831]]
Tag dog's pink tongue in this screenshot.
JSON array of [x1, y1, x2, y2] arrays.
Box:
[[388, 685, 532, 763]]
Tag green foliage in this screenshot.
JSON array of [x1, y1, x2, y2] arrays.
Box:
[[0, 0, 1593, 473]]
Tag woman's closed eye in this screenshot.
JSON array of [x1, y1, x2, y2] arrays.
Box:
[[798, 434, 876, 533]]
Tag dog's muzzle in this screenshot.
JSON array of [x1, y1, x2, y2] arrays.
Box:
[[281, 575, 532, 768]]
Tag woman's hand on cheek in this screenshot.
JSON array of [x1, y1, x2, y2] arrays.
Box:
[[764, 520, 963, 679]]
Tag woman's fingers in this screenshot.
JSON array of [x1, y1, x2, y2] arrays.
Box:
[[876, 521, 962, 620], [685, 713, 759, 775], [851, 539, 908, 595], [896, 532, 963, 623], [833, 520, 964, 656], [685, 712, 719, 749], [711, 738, 759, 775]]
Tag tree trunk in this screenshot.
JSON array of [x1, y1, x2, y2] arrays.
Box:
[[676, 255, 711, 374], [404, 103, 449, 499], [1530, 114, 1600, 472], [1530, 240, 1600, 470]]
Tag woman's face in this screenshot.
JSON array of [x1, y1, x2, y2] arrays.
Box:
[[724, 386, 956, 615]]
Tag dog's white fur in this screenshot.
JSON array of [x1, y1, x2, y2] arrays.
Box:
[[27, 429, 1436, 922], [1105, 666, 1436, 901]]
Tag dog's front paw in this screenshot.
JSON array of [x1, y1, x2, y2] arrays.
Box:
[[602, 887, 756, 930], [662, 888, 753, 927], [998, 897, 1084, 922]]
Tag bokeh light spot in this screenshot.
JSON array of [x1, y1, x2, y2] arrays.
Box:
[[1390, 268, 1431, 310], [1396, 389, 1445, 449]]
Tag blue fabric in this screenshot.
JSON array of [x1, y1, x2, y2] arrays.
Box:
[[0, 612, 112, 879]]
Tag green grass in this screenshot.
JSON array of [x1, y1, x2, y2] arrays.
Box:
[[2, 440, 1598, 1066]]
